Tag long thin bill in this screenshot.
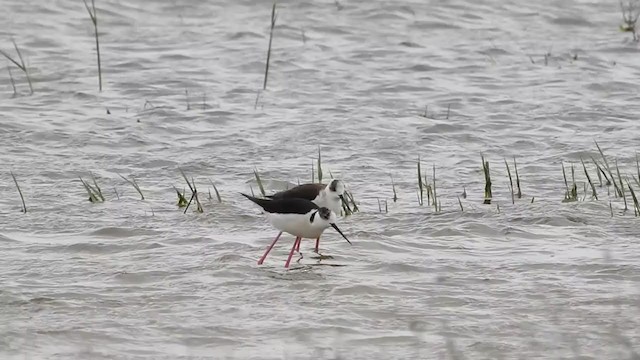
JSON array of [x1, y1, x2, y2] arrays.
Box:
[[331, 223, 352, 245]]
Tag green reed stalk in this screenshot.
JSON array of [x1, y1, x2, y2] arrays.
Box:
[[570, 163, 578, 200], [1, 39, 33, 94], [635, 153, 640, 187], [7, 66, 16, 96], [262, 2, 277, 90], [118, 173, 144, 200], [191, 177, 203, 213], [10, 171, 27, 213], [481, 154, 492, 204], [179, 169, 203, 213], [610, 201, 614, 217], [391, 175, 398, 202], [83, 0, 102, 91], [594, 158, 603, 186], [591, 157, 611, 186], [342, 195, 353, 216], [627, 183, 640, 216], [317, 146, 322, 183], [615, 159, 628, 211], [432, 165, 437, 212], [627, 180, 640, 216], [311, 161, 315, 183], [595, 141, 622, 196], [345, 190, 359, 213], [505, 159, 514, 204], [581, 158, 598, 200], [562, 161, 570, 198], [253, 168, 266, 196], [208, 178, 222, 203], [417, 156, 423, 205], [514, 157, 522, 198]]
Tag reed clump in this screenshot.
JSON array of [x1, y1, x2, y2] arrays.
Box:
[[344, 189, 359, 214], [174, 186, 188, 207], [80, 172, 104, 203], [179, 169, 203, 213]]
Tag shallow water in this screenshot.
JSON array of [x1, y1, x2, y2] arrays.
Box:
[[2, 0, 640, 359]]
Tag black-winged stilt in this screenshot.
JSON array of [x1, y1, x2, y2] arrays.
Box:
[[265, 179, 348, 255], [241, 193, 351, 268]]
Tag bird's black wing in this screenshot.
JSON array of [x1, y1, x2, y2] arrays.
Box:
[[241, 193, 319, 214], [266, 183, 326, 201]]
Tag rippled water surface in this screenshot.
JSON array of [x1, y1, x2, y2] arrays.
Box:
[[2, 0, 640, 359]]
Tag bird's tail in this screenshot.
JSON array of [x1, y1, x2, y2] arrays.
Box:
[[240, 193, 270, 208]]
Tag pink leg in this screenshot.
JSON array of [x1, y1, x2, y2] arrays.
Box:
[[295, 237, 301, 252], [285, 237, 301, 268], [257, 231, 282, 265], [314, 237, 320, 253]]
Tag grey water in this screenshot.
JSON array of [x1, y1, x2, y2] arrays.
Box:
[[2, 0, 640, 359]]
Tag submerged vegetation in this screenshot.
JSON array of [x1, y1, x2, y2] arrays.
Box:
[[5, 141, 640, 222]]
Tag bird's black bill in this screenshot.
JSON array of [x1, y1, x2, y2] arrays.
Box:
[[331, 223, 352, 245]]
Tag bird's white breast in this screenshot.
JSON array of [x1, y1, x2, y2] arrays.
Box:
[[267, 212, 325, 239]]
